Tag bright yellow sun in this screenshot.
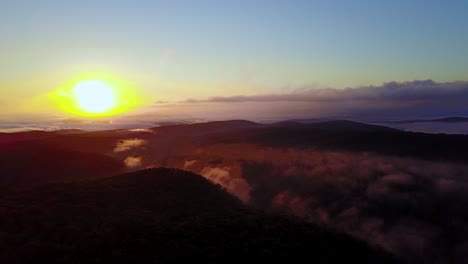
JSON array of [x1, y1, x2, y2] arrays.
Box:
[[73, 81, 116, 113], [50, 73, 146, 117]]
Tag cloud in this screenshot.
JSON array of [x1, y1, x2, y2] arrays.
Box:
[[172, 80, 468, 120], [0, 127, 45, 133], [0, 117, 158, 133], [184, 159, 198, 168], [157, 48, 175, 70], [124, 156, 143, 167], [128, 128, 154, 133], [114, 138, 147, 152], [186, 80, 468, 103], [199, 166, 251, 203]]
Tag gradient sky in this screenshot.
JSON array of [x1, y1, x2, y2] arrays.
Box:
[[1, 0, 468, 118]]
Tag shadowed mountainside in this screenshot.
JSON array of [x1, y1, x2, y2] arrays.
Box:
[[0, 142, 123, 190], [0, 168, 395, 264]]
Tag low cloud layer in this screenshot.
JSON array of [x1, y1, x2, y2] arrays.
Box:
[[162, 143, 468, 263], [0, 118, 157, 133]]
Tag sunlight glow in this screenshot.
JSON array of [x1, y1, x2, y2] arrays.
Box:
[[49, 73, 143, 117], [73, 81, 116, 113]]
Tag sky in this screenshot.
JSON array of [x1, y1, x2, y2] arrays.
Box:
[[1, 0, 468, 122]]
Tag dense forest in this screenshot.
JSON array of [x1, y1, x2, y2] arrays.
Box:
[[0, 168, 395, 263]]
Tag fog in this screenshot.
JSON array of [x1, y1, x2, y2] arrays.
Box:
[[149, 143, 468, 263]]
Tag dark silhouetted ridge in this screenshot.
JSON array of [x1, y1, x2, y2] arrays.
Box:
[[154, 119, 262, 136], [306, 120, 398, 132], [430, 116, 468, 122], [385, 116, 468, 124], [0, 168, 396, 264], [52, 129, 85, 135], [271, 120, 304, 126], [202, 120, 468, 162]]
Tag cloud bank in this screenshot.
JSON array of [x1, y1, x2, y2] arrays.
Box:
[[160, 80, 468, 121], [186, 80, 467, 103]]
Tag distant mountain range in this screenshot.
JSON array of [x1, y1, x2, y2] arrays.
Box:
[[381, 116, 468, 124], [2, 119, 468, 188]]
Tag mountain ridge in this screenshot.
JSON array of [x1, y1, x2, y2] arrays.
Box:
[[0, 168, 396, 263]]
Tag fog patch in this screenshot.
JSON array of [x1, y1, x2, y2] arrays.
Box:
[[128, 128, 155, 133], [168, 143, 468, 263], [114, 138, 147, 152], [200, 166, 251, 202], [184, 159, 198, 169], [124, 156, 143, 168]]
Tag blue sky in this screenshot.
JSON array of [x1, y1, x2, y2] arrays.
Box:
[[0, 0, 467, 118]]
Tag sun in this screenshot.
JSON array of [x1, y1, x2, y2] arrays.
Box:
[[73, 80, 116, 114], [50, 73, 146, 117]]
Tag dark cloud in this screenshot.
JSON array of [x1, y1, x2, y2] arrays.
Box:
[[179, 80, 468, 120], [186, 80, 468, 103]]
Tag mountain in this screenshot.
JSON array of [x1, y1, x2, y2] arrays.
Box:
[[0, 168, 395, 264], [430, 117, 468, 123], [2, 120, 468, 262], [154, 119, 263, 136], [0, 142, 123, 189], [3, 120, 468, 189], [0, 130, 53, 146], [200, 120, 468, 162], [383, 116, 468, 124]]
